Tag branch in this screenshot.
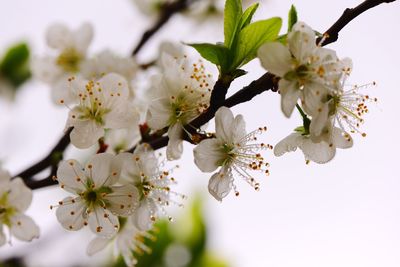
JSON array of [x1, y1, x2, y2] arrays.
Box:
[[14, 128, 72, 180], [317, 0, 397, 46], [132, 0, 195, 56]]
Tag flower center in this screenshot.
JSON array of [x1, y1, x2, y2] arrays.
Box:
[[56, 48, 82, 72]]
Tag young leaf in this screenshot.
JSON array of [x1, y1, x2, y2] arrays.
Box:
[[239, 2, 259, 30], [188, 43, 230, 72], [224, 0, 243, 48], [0, 43, 31, 87], [287, 5, 298, 32], [232, 17, 282, 70]]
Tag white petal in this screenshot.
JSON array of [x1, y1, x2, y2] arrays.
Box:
[[131, 202, 153, 231], [279, 79, 301, 118], [87, 236, 111, 256], [166, 123, 183, 160], [146, 98, 171, 130], [52, 74, 83, 105], [10, 214, 40, 242], [57, 159, 87, 193], [309, 102, 330, 138], [300, 139, 336, 164], [0, 228, 6, 246], [288, 22, 317, 61], [56, 197, 86, 231], [193, 139, 224, 172], [302, 82, 327, 116], [332, 127, 353, 149], [69, 120, 104, 149], [105, 184, 139, 216], [98, 73, 129, 99], [73, 23, 93, 54], [258, 42, 292, 77], [104, 103, 139, 129], [88, 207, 119, 238], [85, 153, 117, 187], [8, 178, 32, 212], [31, 56, 62, 84], [46, 23, 73, 50], [274, 133, 302, 157], [231, 114, 247, 143], [215, 106, 234, 142], [208, 168, 233, 202]]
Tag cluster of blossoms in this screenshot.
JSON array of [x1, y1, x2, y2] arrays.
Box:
[[52, 145, 180, 266], [258, 21, 375, 164], [0, 168, 39, 246], [4, 4, 378, 264]]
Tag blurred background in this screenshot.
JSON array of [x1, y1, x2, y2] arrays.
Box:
[[1, 0, 400, 266]]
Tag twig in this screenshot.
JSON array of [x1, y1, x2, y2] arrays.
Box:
[[14, 128, 72, 180], [317, 0, 397, 46], [132, 0, 195, 56]]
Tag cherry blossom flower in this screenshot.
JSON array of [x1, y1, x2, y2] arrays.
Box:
[[258, 21, 346, 118], [62, 73, 139, 149], [146, 53, 214, 160], [274, 122, 353, 164], [0, 169, 40, 245], [32, 23, 93, 104], [53, 153, 139, 238], [118, 144, 183, 231], [193, 107, 272, 201]]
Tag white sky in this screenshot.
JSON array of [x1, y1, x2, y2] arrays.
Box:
[[1, 0, 400, 267]]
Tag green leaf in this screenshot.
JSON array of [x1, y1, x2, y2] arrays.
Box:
[[0, 43, 31, 87], [188, 43, 231, 72], [287, 4, 298, 32], [231, 17, 282, 69], [224, 0, 243, 48], [239, 2, 259, 30]]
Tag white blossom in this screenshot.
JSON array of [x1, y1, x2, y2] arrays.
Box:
[[193, 107, 272, 201], [0, 169, 40, 245], [87, 220, 154, 267], [62, 73, 139, 149], [258, 21, 347, 118], [53, 153, 139, 238], [118, 144, 183, 231], [274, 123, 353, 164], [146, 53, 214, 160], [32, 23, 93, 104]]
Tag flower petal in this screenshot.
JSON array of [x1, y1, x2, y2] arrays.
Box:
[[332, 127, 353, 149], [146, 98, 171, 130], [104, 103, 139, 129], [309, 102, 330, 138], [46, 23, 72, 50], [193, 139, 224, 172], [85, 153, 118, 187], [56, 197, 86, 231], [300, 139, 336, 164], [166, 123, 183, 160], [73, 23, 93, 54], [288, 22, 317, 62], [88, 207, 119, 238], [0, 227, 6, 246], [105, 184, 139, 216], [215, 106, 234, 142], [69, 120, 104, 149], [131, 202, 153, 231], [279, 79, 301, 118], [208, 168, 233, 202], [8, 178, 32, 212], [57, 159, 87, 193], [274, 133, 302, 157], [86, 236, 111, 256], [10, 214, 40, 242], [258, 42, 292, 77]]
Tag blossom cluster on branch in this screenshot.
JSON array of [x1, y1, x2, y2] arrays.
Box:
[[0, 0, 392, 266]]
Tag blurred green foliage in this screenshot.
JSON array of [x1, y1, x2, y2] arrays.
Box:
[[113, 195, 229, 267], [0, 42, 31, 89]]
